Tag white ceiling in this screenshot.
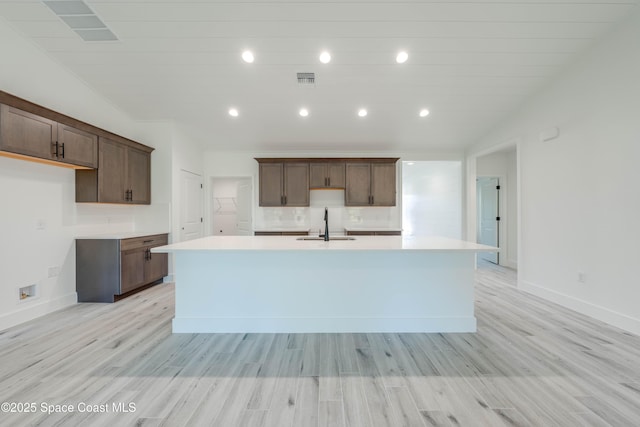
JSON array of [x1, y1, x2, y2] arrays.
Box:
[[0, 0, 637, 152]]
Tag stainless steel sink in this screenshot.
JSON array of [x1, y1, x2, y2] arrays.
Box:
[[296, 236, 356, 241]]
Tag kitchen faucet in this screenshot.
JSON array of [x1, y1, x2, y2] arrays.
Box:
[[322, 207, 329, 241]]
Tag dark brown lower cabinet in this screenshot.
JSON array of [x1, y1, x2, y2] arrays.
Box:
[[346, 230, 402, 236], [76, 233, 168, 302]]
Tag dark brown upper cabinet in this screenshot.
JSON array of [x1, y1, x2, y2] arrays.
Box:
[[258, 161, 309, 207], [0, 104, 97, 169], [76, 137, 151, 204], [309, 162, 346, 189], [345, 161, 397, 206], [1, 91, 154, 205]]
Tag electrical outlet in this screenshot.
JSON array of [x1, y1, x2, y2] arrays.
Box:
[[48, 266, 60, 278], [36, 219, 46, 230], [577, 272, 586, 283]]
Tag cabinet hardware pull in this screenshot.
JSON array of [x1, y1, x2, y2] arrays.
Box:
[[60, 143, 65, 159], [327, 177, 330, 186], [52, 141, 59, 157], [143, 240, 153, 243], [129, 189, 133, 201]]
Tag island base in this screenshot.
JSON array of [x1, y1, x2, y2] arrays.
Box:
[[171, 250, 477, 333]]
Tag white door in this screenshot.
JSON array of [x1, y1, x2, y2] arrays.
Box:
[[235, 178, 252, 235], [180, 170, 203, 242], [477, 177, 500, 264]]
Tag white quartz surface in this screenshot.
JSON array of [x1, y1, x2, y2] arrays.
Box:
[[76, 231, 169, 240], [153, 235, 497, 253], [344, 227, 403, 232], [253, 228, 311, 233]]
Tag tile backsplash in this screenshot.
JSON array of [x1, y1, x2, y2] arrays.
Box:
[[254, 189, 401, 233]]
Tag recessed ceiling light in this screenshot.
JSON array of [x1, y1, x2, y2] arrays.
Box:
[[242, 50, 254, 63], [228, 108, 239, 117], [319, 51, 331, 64], [419, 109, 430, 117], [396, 51, 409, 64], [358, 109, 368, 117], [299, 108, 309, 117]]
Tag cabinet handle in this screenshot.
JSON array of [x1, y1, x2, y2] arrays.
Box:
[[60, 143, 65, 159], [52, 141, 59, 158], [327, 177, 330, 187], [284, 195, 287, 205], [129, 189, 133, 201], [143, 239, 154, 244]]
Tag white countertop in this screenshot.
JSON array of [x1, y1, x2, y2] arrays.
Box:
[[76, 231, 169, 240], [153, 235, 497, 253], [253, 228, 311, 233], [344, 227, 403, 232]]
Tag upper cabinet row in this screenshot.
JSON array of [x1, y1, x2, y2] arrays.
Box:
[[256, 158, 398, 207], [0, 104, 98, 169], [0, 92, 153, 205]]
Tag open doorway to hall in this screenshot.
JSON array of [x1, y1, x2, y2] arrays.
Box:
[[474, 147, 518, 270], [210, 177, 253, 236]]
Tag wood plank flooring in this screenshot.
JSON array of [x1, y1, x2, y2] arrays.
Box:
[[1, 261, 640, 426]]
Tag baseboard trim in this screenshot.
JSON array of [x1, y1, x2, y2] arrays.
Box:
[[0, 292, 77, 332], [172, 316, 477, 334], [519, 280, 640, 336]]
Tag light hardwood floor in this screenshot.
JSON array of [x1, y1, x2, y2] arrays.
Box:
[[1, 262, 640, 426]]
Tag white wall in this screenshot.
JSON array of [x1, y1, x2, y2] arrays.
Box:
[[467, 10, 640, 334], [0, 17, 176, 330]]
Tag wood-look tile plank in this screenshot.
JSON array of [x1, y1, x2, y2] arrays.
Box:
[[319, 400, 345, 427], [1, 265, 640, 426]]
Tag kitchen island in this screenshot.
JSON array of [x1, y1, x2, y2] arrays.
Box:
[[152, 235, 497, 333]]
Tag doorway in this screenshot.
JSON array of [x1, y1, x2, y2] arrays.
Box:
[[471, 145, 518, 270], [210, 177, 253, 236], [477, 177, 500, 264], [179, 170, 204, 242]]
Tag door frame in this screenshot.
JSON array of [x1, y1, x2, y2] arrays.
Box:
[[466, 139, 521, 271], [209, 176, 254, 236]]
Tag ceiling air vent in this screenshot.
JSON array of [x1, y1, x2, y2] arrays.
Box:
[[43, 0, 118, 42], [297, 73, 315, 84]]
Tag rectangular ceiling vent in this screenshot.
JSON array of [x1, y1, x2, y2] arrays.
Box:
[[43, 0, 118, 42], [297, 73, 315, 84]]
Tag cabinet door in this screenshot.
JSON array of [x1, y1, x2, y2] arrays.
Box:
[[309, 163, 327, 188], [98, 138, 127, 203], [326, 162, 345, 188], [127, 147, 151, 204], [370, 163, 396, 206], [284, 162, 309, 206], [259, 163, 284, 206], [57, 124, 98, 168], [144, 250, 168, 283], [0, 104, 56, 160], [345, 163, 371, 206], [121, 249, 145, 294]]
